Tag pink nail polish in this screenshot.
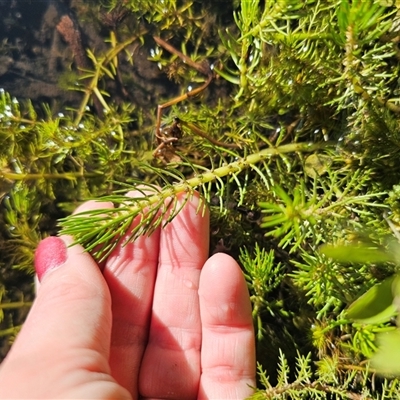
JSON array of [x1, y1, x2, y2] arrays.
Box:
[[34, 236, 68, 281]]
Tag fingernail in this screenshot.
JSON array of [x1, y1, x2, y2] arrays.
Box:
[[34, 236, 68, 281]]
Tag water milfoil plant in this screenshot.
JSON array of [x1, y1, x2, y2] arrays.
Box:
[[2, 0, 400, 397]]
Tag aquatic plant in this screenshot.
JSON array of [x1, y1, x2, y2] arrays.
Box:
[[2, 0, 400, 397]]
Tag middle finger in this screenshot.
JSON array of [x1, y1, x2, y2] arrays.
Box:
[[103, 191, 161, 397]]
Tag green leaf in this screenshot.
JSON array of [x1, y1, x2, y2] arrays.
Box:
[[346, 276, 397, 324], [372, 330, 400, 376], [320, 243, 394, 264]]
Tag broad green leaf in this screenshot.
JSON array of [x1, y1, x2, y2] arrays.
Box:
[[346, 276, 397, 324], [372, 330, 400, 376], [320, 243, 394, 264], [393, 273, 400, 297]]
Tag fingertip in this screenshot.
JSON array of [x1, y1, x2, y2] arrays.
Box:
[[34, 235, 94, 282], [34, 236, 68, 282], [13, 235, 112, 364], [159, 191, 209, 267], [73, 200, 114, 214], [34, 235, 107, 303], [200, 252, 237, 276], [199, 253, 252, 324], [181, 190, 209, 221], [199, 253, 256, 398]]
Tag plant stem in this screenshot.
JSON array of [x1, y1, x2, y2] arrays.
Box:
[[60, 141, 332, 261], [1, 171, 102, 181], [0, 326, 21, 337], [0, 301, 33, 309], [74, 36, 137, 126], [178, 142, 328, 189], [126, 142, 332, 212]]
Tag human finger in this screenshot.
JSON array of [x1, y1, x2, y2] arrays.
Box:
[[0, 235, 130, 399], [139, 192, 209, 399], [198, 253, 256, 400], [102, 189, 161, 397], [72, 199, 115, 269]]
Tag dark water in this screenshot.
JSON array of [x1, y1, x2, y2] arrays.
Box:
[[0, 0, 177, 115]]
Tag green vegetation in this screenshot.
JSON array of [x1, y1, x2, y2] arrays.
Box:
[[2, 0, 400, 397]]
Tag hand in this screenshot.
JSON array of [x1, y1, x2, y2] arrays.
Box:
[[0, 192, 256, 399]]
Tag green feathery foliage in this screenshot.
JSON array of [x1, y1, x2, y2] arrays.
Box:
[[2, 0, 400, 397]]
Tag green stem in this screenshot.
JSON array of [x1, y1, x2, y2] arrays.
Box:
[[74, 36, 137, 126], [175, 142, 329, 190], [1, 171, 102, 181], [121, 142, 331, 211], [60, 141, 332, 261], [0, 301, 33, 309], [0, 326, 21, 337]]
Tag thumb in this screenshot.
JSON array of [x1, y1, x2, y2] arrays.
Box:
[[0, 236, 114, 398]]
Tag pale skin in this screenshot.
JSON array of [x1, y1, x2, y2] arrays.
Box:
[[0, 192, 256, 399]]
